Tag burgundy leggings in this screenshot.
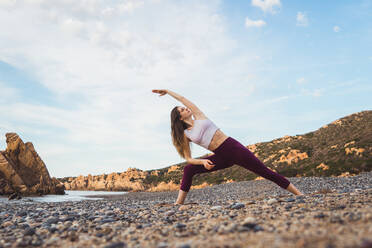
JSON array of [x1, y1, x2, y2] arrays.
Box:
[[180, 137, 290, 192]]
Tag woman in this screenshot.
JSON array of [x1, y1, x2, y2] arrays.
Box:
[[152, 89, 303, 205]]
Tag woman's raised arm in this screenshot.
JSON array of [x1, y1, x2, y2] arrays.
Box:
[[152, 89, 205, 117]]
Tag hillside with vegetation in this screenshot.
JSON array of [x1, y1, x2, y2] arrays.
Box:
[[59, 110, 372, 191]]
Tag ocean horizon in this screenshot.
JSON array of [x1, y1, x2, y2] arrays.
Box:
[[0, 190, 128, 203]]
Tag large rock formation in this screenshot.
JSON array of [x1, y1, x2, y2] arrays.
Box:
[[60, 167, 214, 192], [0, 133, 65, 196], [62, 168, 150, 192]]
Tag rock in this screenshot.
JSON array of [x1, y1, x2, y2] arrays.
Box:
[[176, 243, 191, 248], [331, 205, 346, 210], [278, 149, 308, 165], [230, 203, 245, 209], [285, 198, 295, 202], [242, 222, 256, 229], [0, 173, 15, 195], [95, 233, 104, 238], [2, 221, 13, 228], [69, 231, 79, 242], [157, 242, 169, 248], [285, 204, 293, 210], [210, 206, 222, 210], [348, 212, 361, 222], [253, 225, 264, 232], [100, 218, 116, 224], [49, 227, 59, 233], [178, 205, 191, 211], [31, 239, 43, 246], [24, 227, 35, 236], [104, 242, 127, 248], [267, 198, 278, 205], [242, 217, 256, 225], [165, 210, 175, 216], [16, 211, 27, 217], [0, 133, 65, 196], [61, 215, 76, 222], [46, 217, 59, 225], [330, 216, 344, 224], [8, 192, 22, 200], [61, 168, 148, 192], [314, 213, 328, 219], [175, 223, 186, 229]]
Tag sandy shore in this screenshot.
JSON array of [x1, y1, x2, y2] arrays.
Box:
[[1, 172, 372, 248]]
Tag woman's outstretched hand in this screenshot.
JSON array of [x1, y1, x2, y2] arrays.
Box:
[[152, 89, 168, 96], [201, 159, 215, 170]]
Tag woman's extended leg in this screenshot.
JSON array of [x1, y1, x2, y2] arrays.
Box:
[[228, 137, 303, 195], [286, 183, 303, 195]]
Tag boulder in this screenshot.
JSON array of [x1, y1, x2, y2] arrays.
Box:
[[0, 171, 15, 195], [0, 133, 65, 196]]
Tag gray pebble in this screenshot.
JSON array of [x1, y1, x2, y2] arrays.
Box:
[[24, 227, 35, 236], [104, 242, 127, 248], [175, 223, 186, 229], [46, 217, 59, 224], [230, 203, 245, 209]]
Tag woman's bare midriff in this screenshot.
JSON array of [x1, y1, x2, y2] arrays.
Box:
[[208, 129, 229, 152]]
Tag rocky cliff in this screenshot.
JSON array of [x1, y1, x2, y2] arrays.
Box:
[[60, 167, 212, 193], [62, 168, 150, 192], [0, 133, 65, 196], [60, 110, 372, 192]]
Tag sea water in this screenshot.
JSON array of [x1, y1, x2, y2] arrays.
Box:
[[0, 190, 127, 203]]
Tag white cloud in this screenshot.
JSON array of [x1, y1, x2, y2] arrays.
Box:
[[265, 95, 289, 104], [118, 0, 144, 13], [333, 26, 341, 32], [245, 18, 266, 28], [311, 89, 323, 97], [296, 77, 305, 84], [60, 18, 85, 35], [251, 0, 281, 13], [0, 0, 261, 177], [0, 0, 16, 7], [0, 82, 19, 101], [296, 12, 309, 27], [301, 88, 324, 97]]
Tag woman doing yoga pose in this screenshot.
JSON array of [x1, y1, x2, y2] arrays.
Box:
[[152, 89, 303, 205]]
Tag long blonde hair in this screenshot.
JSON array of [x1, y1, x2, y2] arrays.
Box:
[[170, 106, 192, 159]]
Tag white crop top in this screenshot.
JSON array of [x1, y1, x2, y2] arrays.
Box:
[[184, 119, 219, 150]]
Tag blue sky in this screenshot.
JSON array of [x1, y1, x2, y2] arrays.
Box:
[[0, 0, 371, 177]]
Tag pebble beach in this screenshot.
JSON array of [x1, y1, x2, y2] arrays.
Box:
[[1, 172, 372, 248]]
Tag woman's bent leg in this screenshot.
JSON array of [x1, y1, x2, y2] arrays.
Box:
[[180, 164, 206, 192], [175, 189, 188, 205], [180, 154, 232, 193]]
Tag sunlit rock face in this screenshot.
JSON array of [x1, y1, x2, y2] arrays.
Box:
[[62, 168, 148, 192], [0, 133, 65, 196]]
